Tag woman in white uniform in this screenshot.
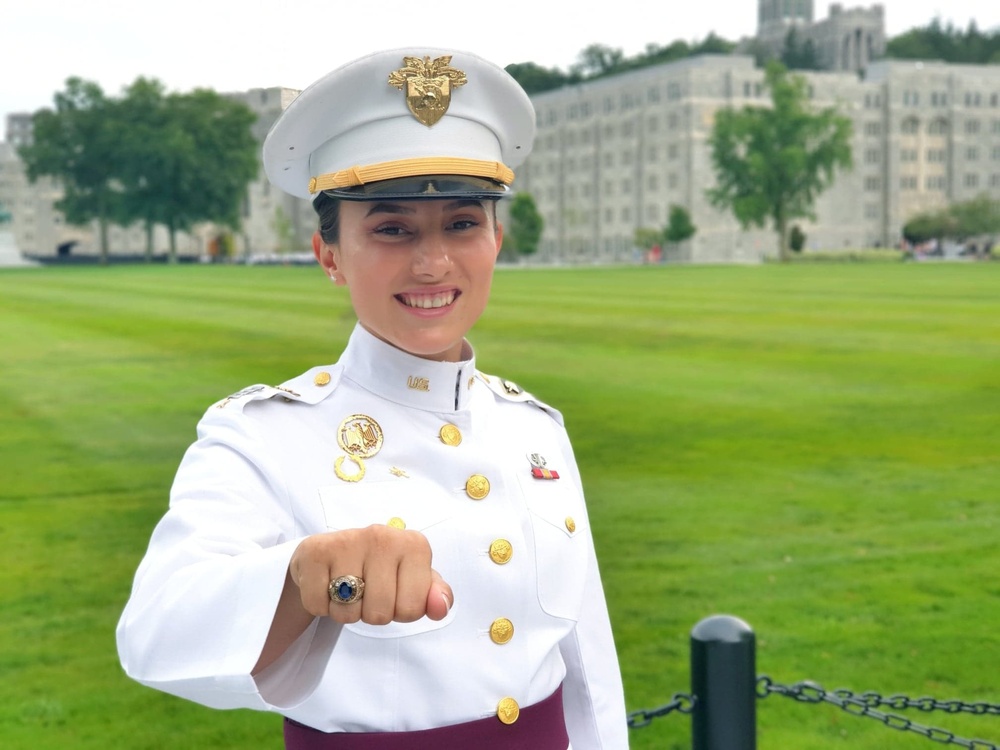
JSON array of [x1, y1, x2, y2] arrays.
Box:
[[117, 47, 628, 749]]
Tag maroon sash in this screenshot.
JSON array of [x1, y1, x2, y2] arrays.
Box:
[[284, 684, 567, 750]]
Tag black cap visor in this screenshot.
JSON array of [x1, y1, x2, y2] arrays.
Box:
[[324, 174, 509, 201]]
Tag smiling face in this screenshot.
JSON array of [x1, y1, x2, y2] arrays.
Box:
[[313, 198, 503, 362]]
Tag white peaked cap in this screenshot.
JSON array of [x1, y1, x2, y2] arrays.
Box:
[[263, 47, 536, 200]]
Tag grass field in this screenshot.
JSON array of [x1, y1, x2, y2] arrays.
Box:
[[0, 262, 997, 749]]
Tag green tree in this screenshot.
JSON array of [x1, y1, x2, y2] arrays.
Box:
[[887, 18, 1000, 64], [117, 78, 171, 261], [902, 209, 956, 245], [18, 78, 122, 264], [507, 192, 544, 258], [664, 204, 697, 246], [504, 62, 575, 95], [571, 44, 626, 78], [782, 28, 821, 70], [949, 194, 1000, 238], [707, 62, 853, 261], [151, 89, 258, 262]]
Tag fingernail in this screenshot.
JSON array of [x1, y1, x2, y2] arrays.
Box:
[[441, 591, 452, 611]]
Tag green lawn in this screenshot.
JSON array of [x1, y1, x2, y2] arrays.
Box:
[[0, 262, 997, 749]]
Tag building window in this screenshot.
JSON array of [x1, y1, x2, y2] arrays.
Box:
[[926, 176, 947, 191], [646, 204, 660, 221], [864, 176, 882, 191], [900, 176, 918, 190], [647, 87, 661, 104], [931, 92, 949, 107], [900, 148, 918, 163], [927, 148, 947, 163], [901, 117, 919, 135], [964, 174, 980, 189], [990, 174, 1000, 188], [668, 144, 679, 160], [966, 147, 980, 161], [965, 92, 983, 107], [965, 120, 981, 135], [928, 119, 949, 135], [668, 173, 679, 189], [864, 122, 882, 137], [993, 146, 1000, 161], [621, 207, 631, 222], [903, 90, 920, 106], [864, 203, 880, 219], [621, 179, 632, 194], [865, 148, 882, 164], [648, 175, 659, 190], [667, 82, 682, 101]]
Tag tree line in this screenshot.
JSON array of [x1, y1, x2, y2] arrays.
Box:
[[19, 77, 259, 264], [505, 19, 1000, 94]]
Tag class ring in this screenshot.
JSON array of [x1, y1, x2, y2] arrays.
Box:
[[329, 575, 365, 605]]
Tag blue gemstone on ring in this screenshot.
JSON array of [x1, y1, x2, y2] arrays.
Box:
[[337, 581, 354, 601]]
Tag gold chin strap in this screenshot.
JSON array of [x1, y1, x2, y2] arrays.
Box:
[[309, 157, 514, 194]]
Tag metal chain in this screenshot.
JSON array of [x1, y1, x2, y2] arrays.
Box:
[[757, 676, 1000, 749], [626, 692, 696, 729]]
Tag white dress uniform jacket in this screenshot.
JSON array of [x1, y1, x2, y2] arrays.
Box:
[[117, 324, 628, 748]]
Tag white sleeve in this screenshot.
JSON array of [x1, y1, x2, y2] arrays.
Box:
[[115, 405, 331, 711], [555, 429, 629, 748]]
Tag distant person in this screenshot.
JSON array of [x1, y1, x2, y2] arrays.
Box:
[[117, 47, 628, 749]]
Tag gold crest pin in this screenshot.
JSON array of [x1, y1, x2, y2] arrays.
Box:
[[388, 55, 467, 127], [335, 414, 384, 482]]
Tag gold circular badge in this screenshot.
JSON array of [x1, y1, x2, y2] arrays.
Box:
[[387, 517, 406, 530], [490, 617, 514, 645], [465, 474, 490, 500], [496, 697, 520, 725], [489, 539, 513, 565], [337, 414, 384, 459], [439, 423, 462, 447]]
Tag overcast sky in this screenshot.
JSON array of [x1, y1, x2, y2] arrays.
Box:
[[2, 0, 998, 133]]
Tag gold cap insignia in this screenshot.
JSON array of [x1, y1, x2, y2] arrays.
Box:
[[388, 55, 468, 127], [337, 414, 384, 459]]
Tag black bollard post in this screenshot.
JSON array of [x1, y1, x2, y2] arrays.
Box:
[[690, 614, 756, 750]]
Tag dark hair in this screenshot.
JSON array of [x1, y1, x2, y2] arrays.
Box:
[[313, 192, 341, 244]]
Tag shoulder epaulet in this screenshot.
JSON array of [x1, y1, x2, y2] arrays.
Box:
[[477, 371, 564, 425], [214, 365, 343, 410]]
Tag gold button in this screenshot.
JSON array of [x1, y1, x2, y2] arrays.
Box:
[[439, 423, 462, 447], [490, 617, 514, 644], [489, 539, 513, 565], [314, 371, 331, 386], [565, 517, 576, 533], [387, 517, 406, 530], [496, 697, 520, 725], [466, 474, 490, 500]]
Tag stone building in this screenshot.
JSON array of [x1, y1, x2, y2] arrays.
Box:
[[3, 30, 1000, 265], [754, 0, 887, 75], [520, 54, 1000, 264]]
